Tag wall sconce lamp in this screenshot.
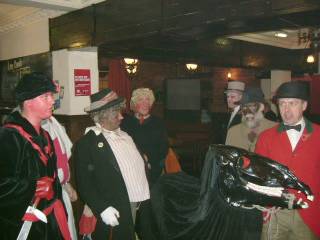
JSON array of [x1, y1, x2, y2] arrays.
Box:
[[124, 58, 139, 74], [69, 42, 85, 48], [227, 72, 232, 79], [306, 54, 315, 64], [186, 63, 198, 71]]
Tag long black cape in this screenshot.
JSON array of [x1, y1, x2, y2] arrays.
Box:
[[151, 147, 262, 240]]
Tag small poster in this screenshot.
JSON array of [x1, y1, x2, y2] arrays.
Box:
[[74, 69, 91, 96], [53, 80, 63, 110]]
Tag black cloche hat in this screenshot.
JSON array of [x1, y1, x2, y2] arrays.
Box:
[[15, 72, 56, 102], [241, 87, 265, 105]]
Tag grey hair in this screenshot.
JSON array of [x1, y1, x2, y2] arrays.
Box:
[[90, 102, 125, 124], [130, 88, 155, 109]]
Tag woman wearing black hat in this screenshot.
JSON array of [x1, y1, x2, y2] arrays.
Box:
[[74, 88, 155, 240], [0, 72, 71, 239]]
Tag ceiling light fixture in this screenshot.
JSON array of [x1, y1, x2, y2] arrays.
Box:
[[124, 58, 138, 65], [186, 63, 198, 71], [69, 42, 85, 48], [275, 32, 288, 38], [306, 54, 315, 63], [124, 58, 139, 74]]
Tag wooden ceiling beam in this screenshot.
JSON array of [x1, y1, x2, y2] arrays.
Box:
[[50, 0, 320, 49], [49, 0, 319, 72]]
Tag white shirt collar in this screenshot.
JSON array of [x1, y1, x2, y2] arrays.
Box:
[[134, 113, 150, 120], [285, 118, 305, 151], [233, 105, 240, 113], [85, 123, 121, 136], [228, 105, 240, 128]]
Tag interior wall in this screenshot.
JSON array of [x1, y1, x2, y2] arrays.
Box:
[[53, 48, 99, 115], [100, 59, 259, 117], [129, 61, 189, 117], [0, 19, 50, 60], [211, 67, 259, 112]]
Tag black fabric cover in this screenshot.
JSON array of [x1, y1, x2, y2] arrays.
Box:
[[151, 148, 262, 240]]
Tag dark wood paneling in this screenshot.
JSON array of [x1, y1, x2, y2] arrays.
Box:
[[50, 6, 95, 50], [94, 0, 162, 44], [98, 37, 317, 73], [54, 114, 92, 143], [49, 0, 320, 72], [50, 0, 320, 50]]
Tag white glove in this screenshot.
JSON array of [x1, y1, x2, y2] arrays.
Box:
[[100, 207, 120, 226]]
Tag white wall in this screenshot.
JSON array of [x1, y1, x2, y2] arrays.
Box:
[[270, 70, 291, 97], [260, 70, 291, 113], [52, 48, 99, 115], [0, 19, 50, 60], [260, 78, 271, 101]]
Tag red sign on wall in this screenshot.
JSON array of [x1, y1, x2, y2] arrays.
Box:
[[74, 69, 91, 96]]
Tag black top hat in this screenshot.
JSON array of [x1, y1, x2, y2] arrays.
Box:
[[84, 88, 125, 113], [15, 72, 57, 102], [241, 87, 265, 105], [274, 81, 309, 101]]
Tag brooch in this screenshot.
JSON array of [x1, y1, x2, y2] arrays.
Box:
[[98, 142, 104, 148]]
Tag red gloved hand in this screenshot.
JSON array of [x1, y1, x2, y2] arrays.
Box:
[[35, 176, 54, 200]]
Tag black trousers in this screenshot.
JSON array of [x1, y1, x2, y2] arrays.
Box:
[[135, 199, 159, 240]]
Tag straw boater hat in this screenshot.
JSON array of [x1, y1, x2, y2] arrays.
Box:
[[15, 72, 57, 102], [84, 88, 124, 113], [224, 81, 245, 94], [274, 81, 309, 101]]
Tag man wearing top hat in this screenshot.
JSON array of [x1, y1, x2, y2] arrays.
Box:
[[255, 81, 320, 240], [213, 80, 245, 144], [226, 87, 276, 152], [0, 72, 71, 239], [74, 88, 155, 240]]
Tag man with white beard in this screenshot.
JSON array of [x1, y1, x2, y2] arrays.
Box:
[[225, 87, 276, 151]]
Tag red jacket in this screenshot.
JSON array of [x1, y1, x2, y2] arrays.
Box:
[[255, 119, 320, 237]]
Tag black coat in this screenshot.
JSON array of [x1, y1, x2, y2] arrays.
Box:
[[0, 112, 63, 240], [211, 112, 242, 144], [121, 114, 169, 185], [74, 130, 135, 240]]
